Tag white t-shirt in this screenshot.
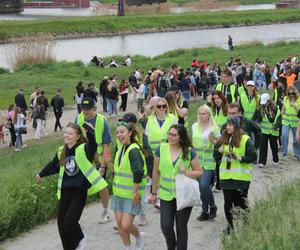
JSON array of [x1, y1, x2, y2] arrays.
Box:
[[14, 113, 25, 129], [125, 58, 131, 66], [135, 84, 145, 99]]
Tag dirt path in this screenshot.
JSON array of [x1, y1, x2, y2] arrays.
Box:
[[1, 100, 300, 250]]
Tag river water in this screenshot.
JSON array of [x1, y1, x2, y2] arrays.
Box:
[[1, 22, 300, 69]]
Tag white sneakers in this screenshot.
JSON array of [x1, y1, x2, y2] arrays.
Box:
[[138, 216, 148, 226], [135, 232, 145, 250], [99, 212, 111, 224], [258, 163, 265, 168], [76, 236, 86, 250]]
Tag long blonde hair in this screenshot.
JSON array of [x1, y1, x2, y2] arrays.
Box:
[[197, 104, 218, 129], [287, 86, 299, 101]]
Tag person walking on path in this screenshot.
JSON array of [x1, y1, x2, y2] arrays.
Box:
[[228, 35, 233, 51], [5, 104, 16, 148], [255, 93, 281, 167], [150, 124, 203, 250], [33, 101, 47, 140], [281, 86, 300, 159], [75, 81, 84, 114], [119, 79, 129, 112], [112, 121, 147, 250], [51, 89, 65, 132], [14, 88, 28, 116], [35, 123, 108, 250], [106, 80, 119, 116], [100, 77, 109, 113], [12, 106, 27, 151], [192, 105, 220, 221], [75, 97, 113, 224], [214, 116, 257, 232]]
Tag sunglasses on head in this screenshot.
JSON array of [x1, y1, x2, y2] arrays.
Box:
[[156, 104, 167, 109]]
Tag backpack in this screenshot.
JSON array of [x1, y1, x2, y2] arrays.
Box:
[[160, 77, 168, 90], [33, 105, 42, 119]]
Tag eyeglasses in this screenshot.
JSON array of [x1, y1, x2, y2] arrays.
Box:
[[156, 104, 167, 109], [288, 93, 296, 96], [168, 132, 178, 137]]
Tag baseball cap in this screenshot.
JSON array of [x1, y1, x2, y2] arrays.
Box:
[[119, 113, 137, 124], [81, 97, 95, 109], [246, 80, 255, 86], [260, 93, 270, 105]]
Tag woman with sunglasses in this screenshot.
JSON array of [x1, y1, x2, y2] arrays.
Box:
[[145, 98, 178, 153], [208, 91, 228, 129], [150, 124, 203, 250], [112, 121, 147, 250], [192, 105, 220, 221], [281, 86, 300, 159], [165, 87, 189, 128], [35, 123, 108, 250], [213, 116, 257, 232]]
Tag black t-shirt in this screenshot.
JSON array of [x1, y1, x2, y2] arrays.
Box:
[[178, 100, 189, 125]]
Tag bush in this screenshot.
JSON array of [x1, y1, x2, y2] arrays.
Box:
[[0, 68, 9, 74]]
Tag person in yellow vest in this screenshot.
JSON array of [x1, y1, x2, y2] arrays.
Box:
[[213, 116, 257, 231], [35, 123, 108, 250], [112, 121, 147, 250], [150, 124, 202, 250], [207, 90, 228, 129], [165, 86, 189, 128], [192, 105, 220, 221], [237, 75, 251, 98], [215, 69, 237, 104], [239, 80, 260, 120], [281, 86, 300, 159], [145, 97, 178, 154], [75, 97, 112, 224], [255, 93, 281, 167]]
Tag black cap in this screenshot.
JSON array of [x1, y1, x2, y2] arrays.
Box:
[[119, 113, 137, 124], [81, 97, 95, 109], [227, 116, 241, 128]]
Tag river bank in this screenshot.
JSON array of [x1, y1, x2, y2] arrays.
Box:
[[0, 9, 300, 44]]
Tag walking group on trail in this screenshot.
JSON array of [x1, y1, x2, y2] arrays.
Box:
[[2, 53, 300, 250]]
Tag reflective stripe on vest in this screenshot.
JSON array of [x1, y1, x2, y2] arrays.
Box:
[[216, 83, 236, 103], [219, 135, 252, 182], [192, 123, 219, 170], [259, 107, 280, 136], [77, 113, 105, 162], [147, 114, 175, 153], [240, 93, 258, 120], [159, 143, 191, 201], [282, 97, 300, 128], [56, 145, 108, 200], [113, 143, 147, 199]]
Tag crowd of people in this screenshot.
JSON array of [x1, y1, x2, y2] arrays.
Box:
[[1, 53, 300, 250]]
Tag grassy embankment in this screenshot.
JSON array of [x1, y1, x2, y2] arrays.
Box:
[[1, 40, 300, 109], [222, 179, 300, 249], [0, 9, 300, 41]]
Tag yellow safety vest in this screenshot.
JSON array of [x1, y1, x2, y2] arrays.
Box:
[[147, 114, 176, 153], [212, 107, 227, 129], [56, 145, 108, 200], [259, 107, 281, 136], [113, 143, 147, 199], [238, 86, 246, 97], [216, 83, 236, 103], [77, 113, 105, 163], [158, 143, 191, 201], [240, 93, 259, 120], [192, 123, 219, 170], [282, 96, 300, 128], [219, 135, 252, 182]]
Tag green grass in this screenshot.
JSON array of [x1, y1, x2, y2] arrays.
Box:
[[222, 179, 300, 249], [0, 9, 299, 41], [1, 40, 300, 109]]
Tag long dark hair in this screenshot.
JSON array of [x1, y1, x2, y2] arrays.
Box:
[[212, 91, 228, 116], [59, 123, 86, 165], [218, 126, 244, 148], [169, 124, 193, 160]]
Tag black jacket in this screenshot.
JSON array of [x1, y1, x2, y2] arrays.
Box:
[[50, 95, 64, 113], [15, 93, 27, 110]]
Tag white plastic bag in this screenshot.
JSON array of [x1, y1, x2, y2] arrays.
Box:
[[175, 174, 200, 211]]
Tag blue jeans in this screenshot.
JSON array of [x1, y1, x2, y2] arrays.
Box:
[[198, 169, 216, 213], [281, 125, 300, 158], [107, 98, 118, 115], [182, 90, 190, 103], [15, 127, 23, 148]]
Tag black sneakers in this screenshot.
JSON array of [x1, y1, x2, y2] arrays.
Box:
[[197, 212, 210, 221], [209, 206, 217, 219]]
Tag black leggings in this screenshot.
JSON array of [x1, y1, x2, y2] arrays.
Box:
[[160, 199, 192, 250], [57, 188, 87, 250], [223, 189, 248, 229]]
